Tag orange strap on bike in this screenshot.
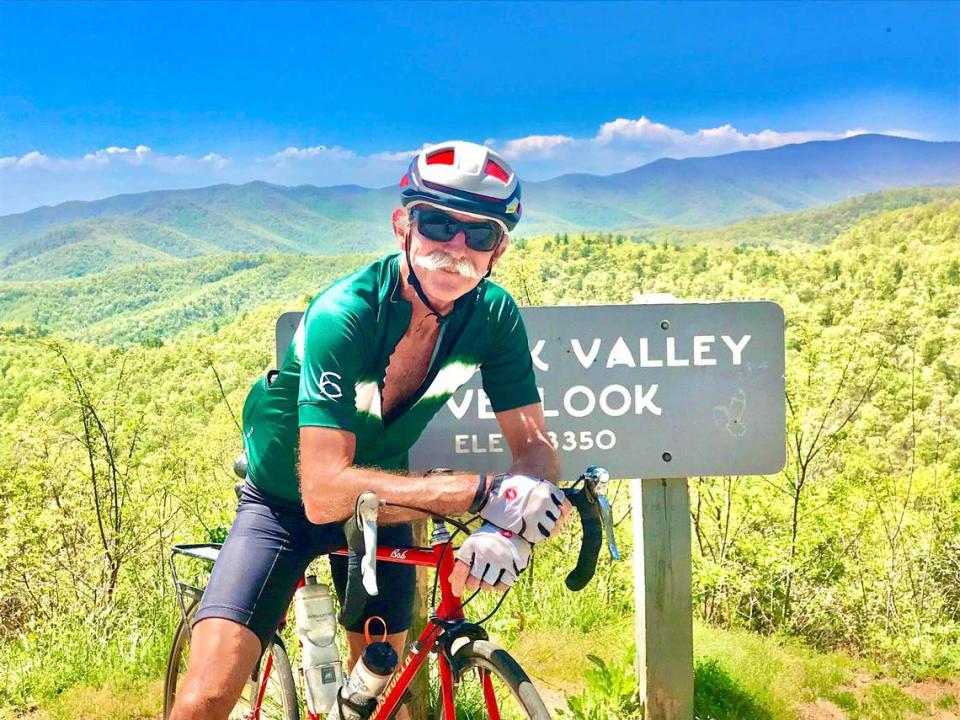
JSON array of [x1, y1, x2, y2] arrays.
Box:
[[364, 616, 388, 644]]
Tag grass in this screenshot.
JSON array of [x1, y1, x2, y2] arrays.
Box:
[[10, 679, 163, 720], [936, 693, 958, 710], [512, 620, 958, 720], [2, 520, 957, 719], [693, 622, 853, 719], [0, 601, 175, 713], [4, 620, 957, 720], [848, 684, 926, 720]]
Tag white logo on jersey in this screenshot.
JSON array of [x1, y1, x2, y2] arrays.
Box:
[[319, 371, 343, 400]]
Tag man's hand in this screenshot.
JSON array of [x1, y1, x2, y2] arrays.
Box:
[[478, 473, 572, 544], [450, 523, 532, 596]]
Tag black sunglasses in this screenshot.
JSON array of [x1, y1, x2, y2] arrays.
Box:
[[411, 207, 504, 252]]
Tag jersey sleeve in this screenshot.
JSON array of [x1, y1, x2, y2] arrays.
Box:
[[297, 302, 364, 432], [480, 294, 542, 413]]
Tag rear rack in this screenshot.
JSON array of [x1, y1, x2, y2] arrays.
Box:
[[169, 543, 223, 640], [171, 543, 222, 564]]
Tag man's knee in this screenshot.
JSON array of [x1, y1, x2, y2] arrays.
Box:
[[169, 685, 238, 720], [169, 618, 262, 720]]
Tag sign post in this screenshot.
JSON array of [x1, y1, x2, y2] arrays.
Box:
[[632, 477, 694, 718], [276, 300, 786, 719]]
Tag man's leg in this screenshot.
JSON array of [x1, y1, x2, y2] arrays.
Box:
[[331, 523, 416, 720], [169, 619, 262, 720], [346, 630, 410, 720], [171, 481, 320, 720]]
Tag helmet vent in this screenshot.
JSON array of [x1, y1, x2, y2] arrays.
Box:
[[484, 159, 509, 183], [426, 149, 456, 166]]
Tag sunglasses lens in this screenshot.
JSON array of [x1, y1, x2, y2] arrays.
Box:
[[415, 209, 502, 251], [464, 225, 501, 251], [417, 211, 459, 242]]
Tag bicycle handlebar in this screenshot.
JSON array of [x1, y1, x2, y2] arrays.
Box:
[[338, 467, 621, 627], [563, 468, 604, 591], [231, 452, 622, 625]]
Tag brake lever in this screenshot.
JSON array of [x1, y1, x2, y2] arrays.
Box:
[[597, 495, 622, 561], [582, 466, 621, 561], [355, 492, 380, 596]]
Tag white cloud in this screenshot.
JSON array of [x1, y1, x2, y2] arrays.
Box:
[[0, 120, 930, 214], [595, 118, 848, 152], [596, 117, 684, 145], [80, 144, 153, 166], [499, 134, 574, 160], [201, 152, 229, 169], [267, 145, 356, 164], [483, 119, 930, 179], [1, 150, 53, 169], [369, 146, 426, 162], [0, 145, 237, 213]]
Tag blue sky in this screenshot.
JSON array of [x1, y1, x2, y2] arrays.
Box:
[[0, 1, 957, 214]]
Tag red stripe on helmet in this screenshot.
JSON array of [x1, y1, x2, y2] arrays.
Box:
[[484, 159, 509, 183], [426, 149, 456, 165]]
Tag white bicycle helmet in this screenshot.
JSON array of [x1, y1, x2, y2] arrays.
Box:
[[400, 141, 522, 231]]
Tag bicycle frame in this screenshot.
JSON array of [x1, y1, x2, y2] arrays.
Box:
[[267, 536, 489, 720]]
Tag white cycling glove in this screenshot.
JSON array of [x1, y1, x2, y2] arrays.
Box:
[[454, 522, 532, 588], [474, 473, 565, 544]]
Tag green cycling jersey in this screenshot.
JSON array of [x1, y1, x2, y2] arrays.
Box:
[[240, 253, 540, 503]]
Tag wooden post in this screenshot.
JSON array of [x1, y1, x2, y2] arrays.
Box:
[[408, 519, 433, 719], [631, 478, 694, 719]]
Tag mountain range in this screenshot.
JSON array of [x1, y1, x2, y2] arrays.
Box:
[[3, 187, 958, 347], [0, 134, 957, 281]]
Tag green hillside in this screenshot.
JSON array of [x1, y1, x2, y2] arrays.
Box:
[[0, 230, 177, 281], [1, 187, 954, 344], [2, 197, 959, 718], [0, 183, 395, 281], [627, 186, 960, 248], [0, 253, 375, 346]]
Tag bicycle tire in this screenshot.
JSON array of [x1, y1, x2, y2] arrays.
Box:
[[449, 639, 551, 720], [163, 600, 300, 720]]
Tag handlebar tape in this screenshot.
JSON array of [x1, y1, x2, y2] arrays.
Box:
[[338, 514, 369, 628], [564, 487, 602, 591]]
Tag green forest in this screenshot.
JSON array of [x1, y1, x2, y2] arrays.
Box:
[[2, 189, 959, 719]]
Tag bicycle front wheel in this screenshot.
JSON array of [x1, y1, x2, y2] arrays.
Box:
[[449, 639, 551, 720], [163, 600, 300, 720]]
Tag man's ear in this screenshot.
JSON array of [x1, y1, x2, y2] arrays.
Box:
[[392, 207, 408, 247]]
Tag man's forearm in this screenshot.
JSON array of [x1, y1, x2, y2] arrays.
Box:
[[301, 465, 481, 525], [509, 441, 561, 484]]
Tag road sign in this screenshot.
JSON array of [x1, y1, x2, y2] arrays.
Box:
[[408, 302, 785, 477]]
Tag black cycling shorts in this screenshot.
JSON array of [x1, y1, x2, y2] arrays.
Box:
[[193, 480, 415, 651]]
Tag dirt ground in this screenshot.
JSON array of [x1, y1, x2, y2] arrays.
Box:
[[798, 677, 960, 720]]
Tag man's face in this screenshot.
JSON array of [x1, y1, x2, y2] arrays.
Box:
[[394, 206, 508, 307]]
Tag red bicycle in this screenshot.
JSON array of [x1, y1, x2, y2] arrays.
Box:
[[164, 466, 620, 720]]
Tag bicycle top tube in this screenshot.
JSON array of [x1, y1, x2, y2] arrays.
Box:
[[330, 533, 465, 624], [329, 544, 438, 568]]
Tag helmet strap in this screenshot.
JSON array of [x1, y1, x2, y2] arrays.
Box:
[[482, 238, 503, 279], [404, 230, 446, 324]]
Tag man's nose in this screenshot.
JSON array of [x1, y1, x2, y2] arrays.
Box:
[[445, 230, 469, 254]]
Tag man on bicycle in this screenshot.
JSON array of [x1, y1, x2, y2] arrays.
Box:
[[171, 140, 569, 720]]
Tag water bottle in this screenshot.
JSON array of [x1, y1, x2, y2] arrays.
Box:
[[295, 576, 343, 714], [329, 640, 398, 719]]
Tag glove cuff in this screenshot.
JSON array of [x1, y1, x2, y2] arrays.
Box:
[[469, 474, 489, 514]]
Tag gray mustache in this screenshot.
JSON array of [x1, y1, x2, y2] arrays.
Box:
[[414, 251, 483, 280]]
